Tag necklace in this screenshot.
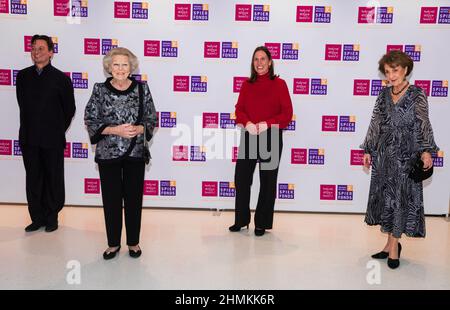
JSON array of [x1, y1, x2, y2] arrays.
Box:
[[391, 81, 409, 96]]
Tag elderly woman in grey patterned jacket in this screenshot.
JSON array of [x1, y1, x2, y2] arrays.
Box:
[[361, 51, 439, 269], [84, 47, 157, 260]]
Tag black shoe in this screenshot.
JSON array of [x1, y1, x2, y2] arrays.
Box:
[[371, 251, 389, 259], [229, 224, 249, 232], [103, 246, 121, 260], [254, 228, 265, 236], [45, 222, 58, 232], [25, 222, 45, 232], [387, 243, 402, 269], [129, 246, 142, 258]]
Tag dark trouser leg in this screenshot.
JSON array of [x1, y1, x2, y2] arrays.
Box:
[[255, 128, 283, 229], [21, 145, 45, 224], [122, 160, 145, 246], [234, 158, 257, 226], [40, 147, 65, 225], [99, 162, 123, 247]]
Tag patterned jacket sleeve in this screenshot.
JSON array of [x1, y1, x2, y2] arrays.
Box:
[[360, 90, 383, 154], [143, 82, 157, 141], [414, 88, 439, 153], [84, 83, 109, 144]]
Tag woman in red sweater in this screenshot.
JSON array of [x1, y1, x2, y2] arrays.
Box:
[[229, 46, 293, 236]]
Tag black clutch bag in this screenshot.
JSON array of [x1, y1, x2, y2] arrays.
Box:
[[409, 158, 433, 182]]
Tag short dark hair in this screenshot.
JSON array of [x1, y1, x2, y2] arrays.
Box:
[[31, 35, 54, 52], [249, 46, 278, 83], [378, 50, 413, 76]]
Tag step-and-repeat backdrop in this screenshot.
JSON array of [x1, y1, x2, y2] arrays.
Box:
[[0, 0, 448, 214]]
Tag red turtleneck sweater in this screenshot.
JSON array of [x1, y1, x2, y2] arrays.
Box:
[[235, 73, 293, 129]]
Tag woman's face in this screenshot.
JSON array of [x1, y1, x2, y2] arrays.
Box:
[[110, 55, 131, 81], [384, 64, 408, 87], [253, 50, 272, 76]]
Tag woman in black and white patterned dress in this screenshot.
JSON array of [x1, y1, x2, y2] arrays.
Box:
[[84, 47, 157, 260], [361, 51, 439, 269]]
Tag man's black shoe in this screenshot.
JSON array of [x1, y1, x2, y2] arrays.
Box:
[[45, 222, 58, 232], [25, 222, 45, 232]]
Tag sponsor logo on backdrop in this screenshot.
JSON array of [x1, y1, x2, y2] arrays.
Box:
[[386, 45, 421, 61], [131, 74, 147, 82], [72, 142, 89, 158], [54, 0, 88, 17], [144, 180, 177, 196], [114, 1, 148, 19], [297, 6, 332, 23], [175, 3, 208, 21], [415, 80, 448, 97], [191, 76, 207, 92], [278, 183, 295, 199], [325, 44, 359, 61], [144, 40, 178, 57], [291, 148, 327, 165], [432, 151, 444, 167], [202, 181, 217, 197], [204, 42, 238, 59], [159, 112, 177, 128], [371, 79, 388, 96], [235, 4, 269, 22], [201, 181, 236, 198], [321, 116, 355, 132], [358, 7, 393, 24], [414, 80, 431, 97], [69, 72, 88, 89], [160, 180, 176, 196], [350, 149, 364, 166], [84, 38, 118, 55], [0, 69, 12, 86], [308, 148, 325, 165], [291, 148, 307, 164], [84, 178, 100, 194], [173, 76, 207, 92], [0, 139, 12, 155], [3, 0, 28, 15], [64, 142, 71, 158], [190, 146, 207, 162], [420, 7, 450, 24], [320, 185, 353, 200], [265, 42, 299, 60], [293, 78, 327, 95], [203, 112, 218, 128], [285, 115, 296, 131], [233, 76, 247, 93], [220, 113, 236, 129], [232, 146, 238, 163]]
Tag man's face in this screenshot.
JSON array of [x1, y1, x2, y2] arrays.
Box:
[[31, 39, 53, 67]]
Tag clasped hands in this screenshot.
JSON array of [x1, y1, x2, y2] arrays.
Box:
[[363, 151, 433, 170], [112, 124, 144, 139], [245, 121, 268, 135]]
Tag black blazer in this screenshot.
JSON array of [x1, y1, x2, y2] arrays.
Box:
[[16, 63, 76, 149]]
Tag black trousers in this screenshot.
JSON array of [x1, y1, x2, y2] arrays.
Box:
[[234, 128, 283, 229], [21, 145, 65, 225], [98, 160, 145, 247]]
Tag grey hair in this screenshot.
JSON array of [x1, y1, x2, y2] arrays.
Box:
[[103, 47, 139, 75]]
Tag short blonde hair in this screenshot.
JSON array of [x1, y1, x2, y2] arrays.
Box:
[[103, 47, 139, 75]]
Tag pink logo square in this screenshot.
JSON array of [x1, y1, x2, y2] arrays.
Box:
[[232, 146, 238, 162], [291, 148, 307, 164], [353, 79, 370, 96], [420, 7, 438, 24], [173, 76, 190, 92], [358, 7, 375, 23], [84, 178, 100, 194], [84, 38, 100, 55], [235, 4, 252, 21], [54, 0, 70, 16], [202, 181, 218, 197], [172, 145, 189, 161], [203, 112, 219, 128], [204, 41, 220, 58], [320, 184, 336, 200], [0, 140, 12, 155], [415, 80, 431, 97], [233, 76, 247, 93], [144, 40, 160, 57], [325, 44, 342, 61], [293, 78, 310, 94], [0, 0, 9, 14], [265, 43, 281, 59], [0, 69, 11, 86], [64, 142, 71, 158], [24, 36, 32, 52], [114, 1, 130, 18], [386, 45, 403, 53], [296, 6, 313, 22], [143, 180, 159, 196], [174, 3, 191, 20], [350, 149, 364, 166], [322, 115, 338, 132]]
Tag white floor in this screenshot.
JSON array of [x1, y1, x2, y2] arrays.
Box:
[[0, 204, 449, 290]]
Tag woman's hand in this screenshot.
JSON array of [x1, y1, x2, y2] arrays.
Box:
[[245, 122, 258, 135], [256, 122, 268, 134], [363, 154, 371, 168], [421, 152, 433, 170]]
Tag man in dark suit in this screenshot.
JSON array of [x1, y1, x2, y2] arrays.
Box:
[[16, 35, 76, 232]]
